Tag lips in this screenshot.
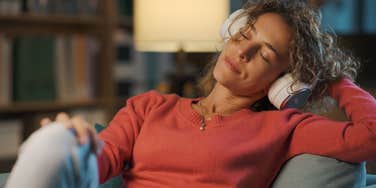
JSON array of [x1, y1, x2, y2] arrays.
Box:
[[224, 57, 241, 74]]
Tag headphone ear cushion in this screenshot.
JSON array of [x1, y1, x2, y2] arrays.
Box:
[[220, 9, 248, 41], [268, 74, 312, 109]]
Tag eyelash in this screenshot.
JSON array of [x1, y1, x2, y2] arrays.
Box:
[[239, 31, 249, 40], [260, 52, 271, 64]]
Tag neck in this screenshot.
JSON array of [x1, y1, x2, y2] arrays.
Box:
[[199, 83, 265, 117]]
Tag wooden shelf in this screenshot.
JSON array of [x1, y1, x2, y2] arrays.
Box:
[[118, 16, 132, 30], [0, 0, 122, 173], [0, 14, 100, 35], [0, 100, 101, 113]]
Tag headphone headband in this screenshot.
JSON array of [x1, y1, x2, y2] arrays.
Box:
[[220, 9, 248, 41]]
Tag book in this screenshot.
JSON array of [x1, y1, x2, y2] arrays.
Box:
[[26, 0, 98, 16], [72, 35, 98, 101], [86, 36, 99, 100], [78, 0, 99, 15], [55, 35, 72, 102], [0, 120, 22, 159], [0, 0, 21, 15], [12, 36, 56, 102], [8, 0, 22, 15], [55, 35, 98, 102], [0, 35, 13, 106], [73, 34, 89, 101]]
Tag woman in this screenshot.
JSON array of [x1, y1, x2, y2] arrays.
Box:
[[6, 0, 375, 188]]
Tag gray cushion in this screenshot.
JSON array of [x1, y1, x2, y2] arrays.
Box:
[[272, 154, 366, 188], [366, 174, 376, 187], [0, 173, 9, 187]]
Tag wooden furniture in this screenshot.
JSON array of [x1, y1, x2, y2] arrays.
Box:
[[0, 0, 131, 172]]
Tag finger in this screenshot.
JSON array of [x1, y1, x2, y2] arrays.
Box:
[[56, 112, 70, 123], [56, 112, 74, 129], [40, 118, 52, 127], [87, 126, 98, 153], [71, 116, 89, 144]]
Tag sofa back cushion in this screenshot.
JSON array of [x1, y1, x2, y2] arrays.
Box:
[[272, 154, 366, 188]]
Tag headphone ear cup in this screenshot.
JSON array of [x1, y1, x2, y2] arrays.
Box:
[[220, 9, 248, 41], [268, 74, 312, 109]]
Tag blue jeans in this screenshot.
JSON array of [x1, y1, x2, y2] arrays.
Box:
[[5, 123, 99, 188]]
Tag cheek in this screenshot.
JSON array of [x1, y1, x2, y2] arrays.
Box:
[[212, 62, 224, 82], [212, 55, 226, 79], [240, 67, 277, 91]]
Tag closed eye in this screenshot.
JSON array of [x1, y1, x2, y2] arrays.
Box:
[[239, 30, 249, 40], [260, 52, 271, 64]]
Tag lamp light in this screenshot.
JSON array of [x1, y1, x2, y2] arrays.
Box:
[[134, 0, 229, 96], [134, 0, 230, 52]]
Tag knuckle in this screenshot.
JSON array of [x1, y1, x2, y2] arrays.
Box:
[[57, 112, 68, 117]]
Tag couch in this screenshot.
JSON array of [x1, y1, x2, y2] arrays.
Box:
[[1, 123, 375, 188]]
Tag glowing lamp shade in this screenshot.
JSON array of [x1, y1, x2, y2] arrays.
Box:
[[134, 0, 230, 52]]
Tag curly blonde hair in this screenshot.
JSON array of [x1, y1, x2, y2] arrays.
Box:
[[198, 0, 360, 111]]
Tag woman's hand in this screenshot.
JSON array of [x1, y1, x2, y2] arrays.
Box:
[[40, 112, 99, 153]]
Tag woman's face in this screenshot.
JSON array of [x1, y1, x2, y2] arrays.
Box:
[[214, 13, 294, 97]]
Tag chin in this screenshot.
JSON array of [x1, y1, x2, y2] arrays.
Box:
[[213, 69, 230, 86]]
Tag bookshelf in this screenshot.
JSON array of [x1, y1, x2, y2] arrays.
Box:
[[0, 0, 128, 172], [0, 100, 100, 113], [118, 16, 133, 29], [0, 15, 99, 35], [0, 0, 121, 118], [0, 15, 132, 35]]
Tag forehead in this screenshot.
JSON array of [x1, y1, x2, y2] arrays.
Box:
[[252, 13, 294, 58]]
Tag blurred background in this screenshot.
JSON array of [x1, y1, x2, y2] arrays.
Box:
[[0, 0, 374, 173]]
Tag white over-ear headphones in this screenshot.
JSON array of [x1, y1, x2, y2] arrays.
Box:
[[220, 9, 317, 109], [220, 9, 248, 41], [267, 74, 314, 109]]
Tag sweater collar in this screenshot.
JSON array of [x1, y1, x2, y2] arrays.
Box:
[[177, 97, 255, 128]]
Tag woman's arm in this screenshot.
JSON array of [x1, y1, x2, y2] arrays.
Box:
[[288, 78, 376, 162], [97, 91, 164, 183]]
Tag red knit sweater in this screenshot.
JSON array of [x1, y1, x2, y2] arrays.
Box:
[[97, 79, 376, 188]]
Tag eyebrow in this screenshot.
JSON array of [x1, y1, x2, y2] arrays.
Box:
[[264, 42, 280, 58], [251, 25, 281, 58]]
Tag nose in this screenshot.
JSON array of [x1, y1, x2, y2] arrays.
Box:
[[239, 52, 249, 62], [236, 38, 257, 63]]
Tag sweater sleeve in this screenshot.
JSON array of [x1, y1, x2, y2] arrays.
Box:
[[96, 91, 164, 183], [288, 78, 376, 162]]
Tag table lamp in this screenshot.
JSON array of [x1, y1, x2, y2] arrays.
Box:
[[134, 0, 229, 52], [134, 0, 229, 96]]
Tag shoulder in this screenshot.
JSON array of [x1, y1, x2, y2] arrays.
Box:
[[263, 108, 320, 124], [128, 90, 180, 103], [124, 90, 182, 112]]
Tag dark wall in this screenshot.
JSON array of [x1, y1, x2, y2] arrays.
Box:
[[339, 35, 376, 88]]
